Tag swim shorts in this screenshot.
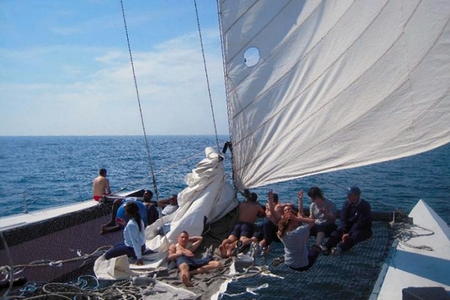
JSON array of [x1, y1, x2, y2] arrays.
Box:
[[230, 222, 255, 238], [176, 255, 212, 270], [93, 195, 103, 201]]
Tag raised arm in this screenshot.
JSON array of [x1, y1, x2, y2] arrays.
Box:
[[297, 190, 304, 217], [189, 236, 203, 253], [267, 190, 277, 216]]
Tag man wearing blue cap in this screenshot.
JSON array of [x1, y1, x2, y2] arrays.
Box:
[[323, 186, 372, 255]]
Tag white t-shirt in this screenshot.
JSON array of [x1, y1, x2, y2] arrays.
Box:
[[280, 224, 310, 268], [309, 198, 337, 225]]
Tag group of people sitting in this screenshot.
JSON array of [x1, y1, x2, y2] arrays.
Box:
[[219, 186, 372, 271], [100, 190, 178, 234], [93, 167, 373, 285]]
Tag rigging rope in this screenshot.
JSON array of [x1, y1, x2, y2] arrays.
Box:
[[193, 0, 221, 152], [120, 0, 159, 200]]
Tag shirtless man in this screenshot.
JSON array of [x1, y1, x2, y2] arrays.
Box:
[[92, 168, 111, 201], [168, 231, 221, 287], [258, 192, 284, 252], [219, 192, 265, 257]]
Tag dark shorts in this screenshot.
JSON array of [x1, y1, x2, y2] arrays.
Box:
[[253, 223, 264, 241], [93, 195, 103, 201], [176, 255, 212, 271], [262, 219, 279, 244], [310, 222, 337, 237], [230, 222, 255, 238]]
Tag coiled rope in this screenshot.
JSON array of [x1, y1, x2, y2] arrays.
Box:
[[392, 222, 435, 251], [120, 0, 159, 200], [193, 0, 221, 152]]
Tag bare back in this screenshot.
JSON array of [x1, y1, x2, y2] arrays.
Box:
[[92, 176, 110, 197], [239, 202, 264, 223]]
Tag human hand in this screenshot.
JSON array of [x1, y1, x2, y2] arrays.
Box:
[[184, 249, 194, 257], [297, 190, 304, 200], [268, 190, 275, 207], [342, 233, 350, 242]]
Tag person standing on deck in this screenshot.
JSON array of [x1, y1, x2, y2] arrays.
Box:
[[168, 231, 222, 287], [323, 186, 372, 255], [92, 168, 111, 201], [301, 187, 337, 248], [219, 192, 265, 257]]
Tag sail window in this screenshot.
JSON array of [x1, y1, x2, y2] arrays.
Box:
[[244, 47, 260, 67]]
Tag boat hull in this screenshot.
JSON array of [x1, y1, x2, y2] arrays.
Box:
[[0, 190, 143, 283]]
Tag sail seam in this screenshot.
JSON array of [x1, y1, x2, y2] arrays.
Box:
[[222, 0, 260, 35], [382, 88, 450, 149], [247, 135, 450, 188], [235, 4, 446, 177], [232, 0, 413, 149], [225, 0, 297, 64], [228, 0, 356, 116]]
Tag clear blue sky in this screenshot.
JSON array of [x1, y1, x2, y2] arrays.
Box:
[[0, 0, 228, 135]]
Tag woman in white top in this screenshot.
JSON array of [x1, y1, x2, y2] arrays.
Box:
[[104, 202, 147, 265]]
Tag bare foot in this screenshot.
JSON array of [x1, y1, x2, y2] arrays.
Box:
[[181, 273, 193, 287]]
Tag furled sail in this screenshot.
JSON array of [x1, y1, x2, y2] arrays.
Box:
[[218, 0, 450, 189]]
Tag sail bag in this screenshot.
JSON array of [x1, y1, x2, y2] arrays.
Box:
[[145, 147, 238, 252]]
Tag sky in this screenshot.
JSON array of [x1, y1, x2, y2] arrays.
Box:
[[0, 0, 229, 136]]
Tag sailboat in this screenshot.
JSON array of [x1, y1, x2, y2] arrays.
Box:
[[1, 0, 449, 299]]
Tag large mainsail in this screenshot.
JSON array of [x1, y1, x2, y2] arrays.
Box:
[[218, 0, 450, 189]]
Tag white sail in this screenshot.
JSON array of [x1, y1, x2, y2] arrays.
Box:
[[219, 0, 450, 189]]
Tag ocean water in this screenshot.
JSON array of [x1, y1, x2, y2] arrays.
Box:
[[0, 135, 449, 224]]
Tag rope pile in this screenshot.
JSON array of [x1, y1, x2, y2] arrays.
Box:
[[12, 280, 143, 300], [0, 246, 111, 299], [392, 222, 435, 251]]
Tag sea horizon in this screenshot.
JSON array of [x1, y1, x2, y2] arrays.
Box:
[[1, 135, 449, 224]]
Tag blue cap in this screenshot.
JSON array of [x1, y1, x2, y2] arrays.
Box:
[[347, 186, 361, 196]]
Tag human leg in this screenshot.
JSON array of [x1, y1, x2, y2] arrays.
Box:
[[101, 199, 123, 234], [263, 220, 279, 246], [324, 228, 344, 250], [339, 229, 372, 252], [219, 235, 238, 258], [190, 260, 222, 275], [104, 243, 134, 260], [316, 232, 325, 245], [178, 263, 192, 287], [239, 222, 256, 246]]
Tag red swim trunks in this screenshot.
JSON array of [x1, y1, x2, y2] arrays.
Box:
[[93, 195, 103, 201]]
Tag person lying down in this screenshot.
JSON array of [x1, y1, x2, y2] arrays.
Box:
[[168, 231, 222, 287]]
